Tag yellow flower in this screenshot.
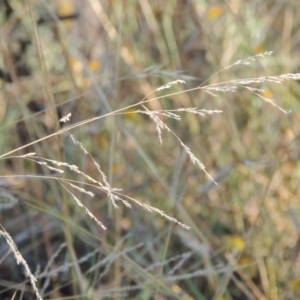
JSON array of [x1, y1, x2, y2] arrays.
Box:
[[207, 6, 224, 21], [225, 234, 245, 251]]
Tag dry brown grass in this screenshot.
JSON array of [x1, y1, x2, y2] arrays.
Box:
[[1, 1, 300, 299]]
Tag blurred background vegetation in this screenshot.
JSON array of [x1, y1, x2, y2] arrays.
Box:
[[1, 0, 300, 299]]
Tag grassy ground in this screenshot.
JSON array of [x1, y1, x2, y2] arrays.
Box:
[[1, 0, 300, 299]]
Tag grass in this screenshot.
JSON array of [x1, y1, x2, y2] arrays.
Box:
[[1, 0, 300, 299]]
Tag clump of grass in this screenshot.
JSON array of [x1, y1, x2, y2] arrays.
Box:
[[1, 50, 299, 298]]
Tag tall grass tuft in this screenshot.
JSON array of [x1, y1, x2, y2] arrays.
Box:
[[1, 49, 299, 297]]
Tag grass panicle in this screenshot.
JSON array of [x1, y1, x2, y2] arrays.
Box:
[[0, 226, 42, 300]]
